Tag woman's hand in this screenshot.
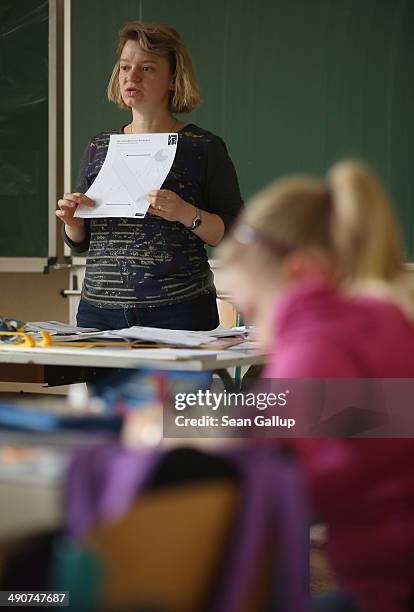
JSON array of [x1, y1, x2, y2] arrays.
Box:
[[147, 189, 195, 226], [148, 189, 225, 246], [56, 192, 95, 244], [56, 192, 95, 227]]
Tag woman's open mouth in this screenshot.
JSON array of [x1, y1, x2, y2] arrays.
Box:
[[125, 87, 140, 96]]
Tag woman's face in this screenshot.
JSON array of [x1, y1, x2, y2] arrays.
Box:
[[118, 39, 174, 111]]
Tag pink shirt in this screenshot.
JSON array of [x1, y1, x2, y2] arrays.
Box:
[[264, 280, 414, 612], [265, 279, 414, 378]]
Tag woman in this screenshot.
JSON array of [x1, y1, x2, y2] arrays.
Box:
[[220, 161, 414, 612], [57, 21, 242, 331]]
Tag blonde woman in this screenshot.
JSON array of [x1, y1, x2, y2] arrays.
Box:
[[57, 21, 242, 331], [221, 161, 414, 612]]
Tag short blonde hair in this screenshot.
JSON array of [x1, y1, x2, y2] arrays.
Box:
[[107, 20, 201, 114]]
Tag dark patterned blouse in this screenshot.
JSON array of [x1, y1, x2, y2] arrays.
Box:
[[63, 124, 243, 309]]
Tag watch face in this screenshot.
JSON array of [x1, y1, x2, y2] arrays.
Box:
[[193, 217, 202, 229]]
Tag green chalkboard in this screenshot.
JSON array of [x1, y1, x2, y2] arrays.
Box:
[[0, 0, 50, 263], [71, 0, 414, 256]]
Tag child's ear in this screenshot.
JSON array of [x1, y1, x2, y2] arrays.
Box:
[[285, 252, 324, 279]]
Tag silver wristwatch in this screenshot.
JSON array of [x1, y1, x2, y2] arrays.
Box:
[[186, 207, 202, 230]]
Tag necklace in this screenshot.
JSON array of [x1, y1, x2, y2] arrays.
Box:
[[128, 118, 178, 134]]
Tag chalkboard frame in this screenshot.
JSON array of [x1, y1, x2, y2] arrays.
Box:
[[0, 0, 57, 272]]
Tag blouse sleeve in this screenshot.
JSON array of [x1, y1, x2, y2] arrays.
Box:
[[61, 139, 94, 253], [203, 136, 244, 233]]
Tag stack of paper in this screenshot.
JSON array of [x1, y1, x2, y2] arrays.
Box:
[[110, 326, 217, 347], [39, 327, 216, 348], [203, 325, 253, 339], [25, 321, 98, 335], [23, 323, 256, 350]]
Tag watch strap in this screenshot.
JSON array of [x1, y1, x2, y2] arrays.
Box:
[[186, 207, 201, 230]]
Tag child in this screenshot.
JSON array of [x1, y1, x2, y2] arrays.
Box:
[[220, 161, 414, 612]]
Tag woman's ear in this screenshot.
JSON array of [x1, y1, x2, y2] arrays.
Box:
[[169, 74, 175, 91]]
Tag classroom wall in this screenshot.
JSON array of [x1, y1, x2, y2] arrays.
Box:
[[71, 0, 414, 258], [2, 0, 413, 325], [0, 269, 69, 323], [0, 0, 69, 325]]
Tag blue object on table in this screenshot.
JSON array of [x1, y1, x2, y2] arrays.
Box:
[[0, 316, 25, 343], [0, 403, 123, 433], [92, 368, 212, 415]]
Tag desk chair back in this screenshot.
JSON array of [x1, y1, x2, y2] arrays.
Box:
[[63, 446, 309, 612]]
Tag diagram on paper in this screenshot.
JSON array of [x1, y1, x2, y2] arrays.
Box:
[[75, 133, 178, 219]]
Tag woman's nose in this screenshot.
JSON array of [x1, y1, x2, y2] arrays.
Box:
[[129, 66, 142, 81]]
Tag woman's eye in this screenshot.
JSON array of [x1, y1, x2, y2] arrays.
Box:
[[143, 66, 154, 72], [120, 65, 129, 71]]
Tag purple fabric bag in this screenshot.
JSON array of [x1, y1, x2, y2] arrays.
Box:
[[64, 444, 309, 612]]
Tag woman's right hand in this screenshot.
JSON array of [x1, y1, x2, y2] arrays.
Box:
[[56, 192, 95, 227]]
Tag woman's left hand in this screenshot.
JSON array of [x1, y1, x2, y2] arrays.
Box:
[[147, 189, 193, 225]]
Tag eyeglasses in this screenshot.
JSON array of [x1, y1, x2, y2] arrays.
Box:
[[232, 223, 292, 257]]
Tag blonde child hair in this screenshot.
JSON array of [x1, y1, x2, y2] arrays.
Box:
[[221, 161, 414, 319]]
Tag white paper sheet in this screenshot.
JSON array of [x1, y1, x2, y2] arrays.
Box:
[[103, 326, 216, 347], [53, 327, 217, 347], [74, 132, 178, 218], [203, 326, 253, 338], [25, 321, 99, 335]]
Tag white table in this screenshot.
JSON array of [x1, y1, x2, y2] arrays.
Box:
[[0, 345, 265, 390], [0, 344, 263, 372], [0, 252, 261, 533], [0, 346, 264, 540]]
